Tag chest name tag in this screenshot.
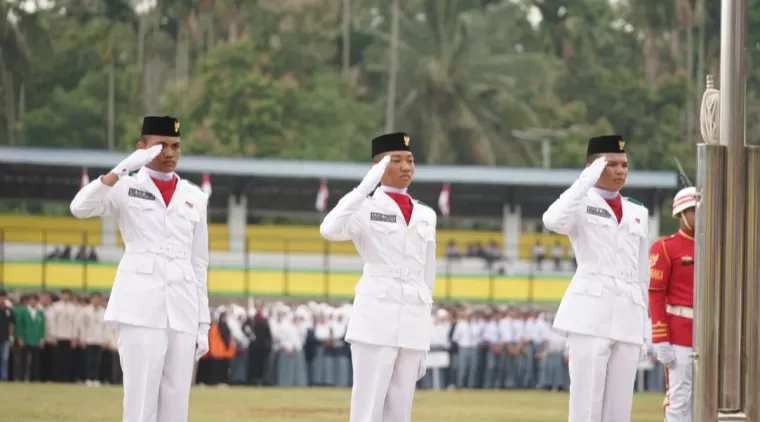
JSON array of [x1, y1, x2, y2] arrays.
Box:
[[586, 206, 612, 219], [370, 212, 396, 223], [128, 188, 156, 201]]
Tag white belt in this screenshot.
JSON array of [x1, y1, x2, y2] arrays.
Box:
[[363, 263, 422, 279], [666, 304, 694, 319], [577, 264, 637, 282], [125, 242, 188, 259]]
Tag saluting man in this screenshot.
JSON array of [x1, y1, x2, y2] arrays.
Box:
[[649, 187, 696, 422], [320, 133, 437, 422], [70, 116, 211, 422], [542, 135, 650, 422]]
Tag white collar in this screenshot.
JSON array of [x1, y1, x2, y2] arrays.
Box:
[[591, 187, 619, 200], [145, 167, 175, 181], [380, 185, 408, 195]]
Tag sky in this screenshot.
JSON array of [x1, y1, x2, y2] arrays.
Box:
[[15, 0, 630, 31]]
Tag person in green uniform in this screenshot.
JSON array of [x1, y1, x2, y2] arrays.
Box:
[[16, 294, 46, 381]]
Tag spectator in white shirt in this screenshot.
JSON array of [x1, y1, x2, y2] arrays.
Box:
[[481, 311, 502, 388], [451, 310, 478, 388], [502, 308, 524, 388]]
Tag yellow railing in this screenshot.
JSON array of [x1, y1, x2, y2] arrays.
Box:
[[0, 227, 573, 303], [0, 215, 574, 260]]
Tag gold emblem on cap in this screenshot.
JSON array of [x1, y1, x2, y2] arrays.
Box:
[[175, 121, 180, 133], [403, 135, 410, 146], [619, 139, 625, 151]]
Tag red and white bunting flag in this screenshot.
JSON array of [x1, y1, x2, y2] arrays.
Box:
[[316, 179, 329, 212], [80, 168, 90, 190], [438, 183, 450, 217], [201, 173, 212, 197]]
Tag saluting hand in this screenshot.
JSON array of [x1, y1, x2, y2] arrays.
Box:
[[579, 156, 607, 186], [357, 155, 391, 196], [110, 144, 163, 179]]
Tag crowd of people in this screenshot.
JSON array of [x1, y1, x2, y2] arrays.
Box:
[[0, 288, 667, 392]]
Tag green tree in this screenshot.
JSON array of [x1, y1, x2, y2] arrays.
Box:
[[0, 1, 50, 145], [365, 0, 559, 165], [161, 38, 380, 159]]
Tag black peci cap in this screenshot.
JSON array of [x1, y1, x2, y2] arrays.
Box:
[[141, 116, 180, 137], [587, 134, 625, 156], [371, 132, 411, 158]]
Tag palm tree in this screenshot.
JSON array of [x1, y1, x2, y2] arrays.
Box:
[[0, 1, 49, 145], [623, 0, 670, 86], [367, 0, 557, 165]]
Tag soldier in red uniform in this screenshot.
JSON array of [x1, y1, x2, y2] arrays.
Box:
[[648, 186, 696, 422]]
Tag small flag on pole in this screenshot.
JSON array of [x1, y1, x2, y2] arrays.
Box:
[[438, 183, 450, 217], [80, 168, 90, 190], [201, 173, 212, 197], [316, 179, 329, 212]]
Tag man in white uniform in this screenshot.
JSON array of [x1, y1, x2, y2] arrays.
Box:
[[70, 116, 211, 422], [542, 135, 649, 422], [320, 132, 436, 422]]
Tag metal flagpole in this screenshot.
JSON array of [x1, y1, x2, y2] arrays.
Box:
[[694, 0, 757, 420]]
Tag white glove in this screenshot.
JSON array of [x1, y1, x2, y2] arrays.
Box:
[[357, 155, 391, 196], [639, 344, 649, 361], [655, 342, 676, 368], [194, 324, 210, 361], [579, 156, 607, 187], [110, 144, 163, 178], [416, 351, 427, 381]]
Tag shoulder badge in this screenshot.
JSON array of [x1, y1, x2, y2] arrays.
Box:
[[625, 197, 644, 207], [416, 200, 432, 209]]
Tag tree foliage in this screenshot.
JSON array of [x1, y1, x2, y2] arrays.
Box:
[[0, 0, 748, 183]]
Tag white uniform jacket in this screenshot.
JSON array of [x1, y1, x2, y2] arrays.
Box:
[[320, 188, 437, 351], [50, 301, 79, 340], [76, 305, 108, 345], [70, 167, 211, 335], [543, 182, 649, 345]]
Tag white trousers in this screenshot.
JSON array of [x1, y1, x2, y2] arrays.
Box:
[[118, 324, 196, 422], [665, 345, 693, 422], [567, 333, 640, 422], [349, 341, 423, 422]]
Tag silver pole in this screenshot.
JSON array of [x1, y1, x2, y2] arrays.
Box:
[[694, 143, 726, 422], [107, 55, 115, 150], [743, 145, 760, 421], [717, 0, 747, 414], [384, 0, 399, 133], [541, 139, 550, 168], [341, 0, 351, 77]]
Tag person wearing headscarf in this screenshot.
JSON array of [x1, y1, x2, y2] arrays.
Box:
[[207, 312, 236, 386], [243, 301, 272, 386]]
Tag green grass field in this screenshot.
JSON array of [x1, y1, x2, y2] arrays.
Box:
[[0, 384, 666, 422]]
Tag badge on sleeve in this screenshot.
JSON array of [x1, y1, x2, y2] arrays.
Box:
[[370, 212, 397, 223], [649, 253, 659, 268], [586, 206, 612, 219], [128, 188, 156, 201]]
